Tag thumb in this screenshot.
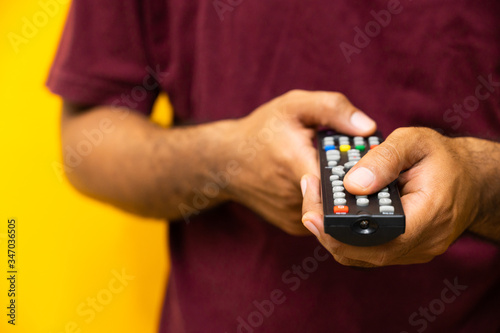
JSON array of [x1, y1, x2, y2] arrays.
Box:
[[343, 127, 427, 195], [280, 90, 377, 137]]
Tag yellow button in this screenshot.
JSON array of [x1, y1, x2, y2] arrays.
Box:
[[339, 144, 351, 152]]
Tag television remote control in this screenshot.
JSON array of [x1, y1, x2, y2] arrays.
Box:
[[317, 130, 405, 247]]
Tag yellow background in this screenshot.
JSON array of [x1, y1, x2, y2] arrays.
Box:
[[1, 1, 170, 332]]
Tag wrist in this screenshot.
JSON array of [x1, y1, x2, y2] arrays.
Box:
[[452, 136, 500, 240]]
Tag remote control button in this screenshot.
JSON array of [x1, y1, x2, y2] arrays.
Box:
[[334, 205, 349, 214], [379, 187, 389, 192], [329, 175, 340, 181], [326, 149, 340, 155], [331, 180, 343, 187], [326, 151, 340, 161], [339, 144, 351, 152], [356, 195, 368, 199], [379, 205, 395, 214], [324, 145, 336, 151], [379, 198, 392, 206], [344, 161, 358, 170], [370, 144, 379, 149], [378, 192, 390, 199], [328, 161, 338, 167], [332, 186, 344, 192], [333, 192, 346, 198], [356, 198, 369, 207], [331, 167, 345, 178], [334, 198, 347, 205], [355, 144, 366, 151]]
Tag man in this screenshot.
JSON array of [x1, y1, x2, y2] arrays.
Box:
[[48, 0, 500, 331]]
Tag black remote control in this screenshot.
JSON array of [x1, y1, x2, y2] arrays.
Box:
[[317, 130, 405, 247]]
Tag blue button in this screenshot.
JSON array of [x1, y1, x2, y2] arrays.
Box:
[[324, 145, 336, 151]]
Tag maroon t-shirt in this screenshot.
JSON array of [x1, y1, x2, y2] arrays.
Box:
[[48, 1, 500, 332]]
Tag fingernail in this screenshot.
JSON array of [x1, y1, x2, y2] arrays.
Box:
[[348, 167, 374, 189], [300, 177, 307, 197], [303, 220, 320, 238], [350, 112, 376, 132]]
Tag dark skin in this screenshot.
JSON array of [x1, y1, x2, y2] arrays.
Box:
[[61, 90, 500, 267]]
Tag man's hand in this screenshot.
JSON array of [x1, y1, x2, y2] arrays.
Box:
[[226, 90, 376, 235], [61, 90, 376, 227], [301, 127, 500, 266]]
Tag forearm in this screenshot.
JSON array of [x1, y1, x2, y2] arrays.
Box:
[[61, 103, 237, 221], [459, 137, 500, 242]]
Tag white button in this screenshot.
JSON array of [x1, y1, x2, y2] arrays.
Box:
[[334, 198, 347, 205], [334, 192, 346, 198], [344, 161, 358, 170], [356, 198, 369, 207], [332, 180, 343, 187], [378, 192, 390, 199], [379, 198, 392, 206], [380, 205, 394, 214]]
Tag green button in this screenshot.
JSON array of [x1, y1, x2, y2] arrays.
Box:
[[355, 145, 366, 151]]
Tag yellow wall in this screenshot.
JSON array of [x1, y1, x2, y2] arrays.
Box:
[[0, 1, 169, 332]]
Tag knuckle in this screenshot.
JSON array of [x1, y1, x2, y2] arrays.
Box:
[[284, 89, 307, 99], [328, 92, 348, 107], [372, 142, 402, 169]]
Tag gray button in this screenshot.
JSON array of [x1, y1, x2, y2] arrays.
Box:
[[326, 150, 340, 156], [378, 192, 390, 199], [327, 161, 338, 167], [332, 186, 344, 192], [379, 198, 392, 205], [356, 195, 368, 199], [333, 192, 346, 198], [327, 155, 340, 162], [334, 198, 347, 205], [331, 180, 343, 187], [379, 187, 389, 192], [344, 161, 358, 170], [332, 171, 345, 178], [379, 205, 394, 214], [329, 175, 340, 181], [331, 166, 345, 178], [323, 137, 334, 143], [356, 198, 369, 207]]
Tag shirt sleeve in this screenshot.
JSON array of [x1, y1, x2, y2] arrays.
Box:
[[46, 0, 160, 115]]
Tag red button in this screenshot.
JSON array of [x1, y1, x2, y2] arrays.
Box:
[[370, 144, 379, 149], [334, 205, 349, 214]]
